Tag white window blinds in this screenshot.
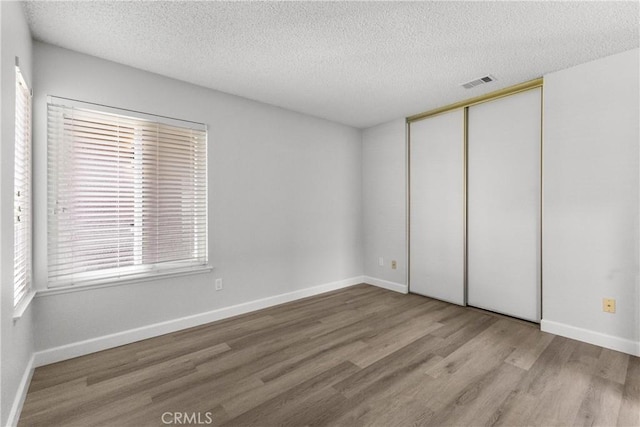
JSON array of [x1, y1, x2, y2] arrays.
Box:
[[14, 66, 32, 307], [47, 99, 208, 287]]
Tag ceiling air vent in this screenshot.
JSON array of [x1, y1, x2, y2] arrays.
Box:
[[461, 75, 496, 89]]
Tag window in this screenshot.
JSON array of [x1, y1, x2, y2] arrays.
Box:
[[47, 98, 208, 288], [14, 65, 32, 308]]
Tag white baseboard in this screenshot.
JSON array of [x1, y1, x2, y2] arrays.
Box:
[[541, 319, 640, 357], [34, 276, 365, 367], [7, 354, 35, 427], [364, 276, 408, 294]]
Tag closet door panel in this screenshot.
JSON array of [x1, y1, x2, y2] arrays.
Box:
[[467, 88, 541, 322], [409, 109, 465, 305]]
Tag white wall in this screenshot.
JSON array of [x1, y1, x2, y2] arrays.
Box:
[[1, 2, 35, 426], [362, 119, 407, 291], [542, 48, 640, 355], [31, 43, 363, 355]]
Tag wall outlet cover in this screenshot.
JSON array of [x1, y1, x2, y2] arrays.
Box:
[[602, 298, 615, 313]]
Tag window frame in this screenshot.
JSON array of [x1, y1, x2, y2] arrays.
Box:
[[46, 97, 210, 290]]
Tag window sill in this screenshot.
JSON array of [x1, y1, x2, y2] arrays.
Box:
[[13, 290, 36, 321], [37, 265, 214, 297]]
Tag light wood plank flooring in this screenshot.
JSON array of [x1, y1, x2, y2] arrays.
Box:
[[19, 284, 639, 426]]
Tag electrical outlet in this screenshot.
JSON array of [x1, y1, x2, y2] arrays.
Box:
[[378, 257, 384, 267], [391, 260, 397, 269], [603, 298, 615, 313], [215, 278, 223, 291]]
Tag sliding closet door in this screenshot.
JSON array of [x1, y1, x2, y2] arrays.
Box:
[[467, 88, 541, 322], [410, 109, 465, 305]]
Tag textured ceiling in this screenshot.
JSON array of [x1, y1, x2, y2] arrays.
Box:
[[23, 1, 639, 129]]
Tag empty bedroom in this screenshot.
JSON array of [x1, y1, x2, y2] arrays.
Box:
[[0, 1, 638, 426]]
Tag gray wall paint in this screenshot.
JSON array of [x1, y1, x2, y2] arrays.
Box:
[[362, 119, 407, 285], [1, 2, 35, 425], [32, 42, 363, 351], [543, 48, 639, 344]]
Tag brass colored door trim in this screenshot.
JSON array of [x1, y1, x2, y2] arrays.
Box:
[[407, 78, 543, 123]]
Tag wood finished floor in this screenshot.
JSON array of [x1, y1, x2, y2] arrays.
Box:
[[19, 284, 639, 427]]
